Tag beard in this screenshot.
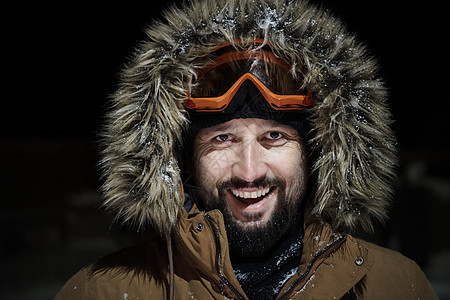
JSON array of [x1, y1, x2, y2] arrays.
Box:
[[195, 176, 305, 260]]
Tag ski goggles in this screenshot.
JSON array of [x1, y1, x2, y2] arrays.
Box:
[[185, 45, 313, 112]]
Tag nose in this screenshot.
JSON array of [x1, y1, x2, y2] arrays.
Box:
[[231, 139, 268, 182]]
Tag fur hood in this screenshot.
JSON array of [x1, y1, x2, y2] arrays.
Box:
[[100, 0, 397, 235]]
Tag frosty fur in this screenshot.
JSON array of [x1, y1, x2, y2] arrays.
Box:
[[100, 0, 397, 235]]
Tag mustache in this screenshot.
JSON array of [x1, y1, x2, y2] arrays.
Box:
[[217, 176, 286, 191]]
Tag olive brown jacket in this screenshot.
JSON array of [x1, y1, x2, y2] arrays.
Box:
[[56, 206, 437, 299]]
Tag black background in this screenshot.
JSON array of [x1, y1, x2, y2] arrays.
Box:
[[2, 1, 449, 299]]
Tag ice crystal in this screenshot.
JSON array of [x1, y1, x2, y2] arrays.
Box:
[[273, 267, 298, 294]]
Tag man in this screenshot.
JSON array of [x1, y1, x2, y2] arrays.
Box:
[[56, 0, 438, 299]]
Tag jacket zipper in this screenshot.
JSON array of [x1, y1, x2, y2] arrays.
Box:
[[278, 234, 347, 300], [204, 214, 245, 300]]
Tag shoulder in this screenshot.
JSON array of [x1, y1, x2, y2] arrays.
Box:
[[356, 238, 426, 278], [354, 237, 438, 299], [55, 239, 169, 299], [357, 238, 411, 265]]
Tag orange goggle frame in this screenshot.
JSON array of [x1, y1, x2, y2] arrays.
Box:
[[185, 72, 313, 112]]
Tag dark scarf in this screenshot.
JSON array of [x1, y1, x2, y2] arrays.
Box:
[[231, 213, 304, 299]]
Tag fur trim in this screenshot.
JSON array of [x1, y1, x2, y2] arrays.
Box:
[[101, 0, 397, 234]]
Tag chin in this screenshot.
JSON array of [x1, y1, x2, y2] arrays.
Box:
[[235, 217, 266, 228], [230, 208, 276, 231]]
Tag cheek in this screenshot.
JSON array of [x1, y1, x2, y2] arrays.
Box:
[[272, 143, 305, 170], [196, 150, 233, 186], [268, 144, 308, 188]]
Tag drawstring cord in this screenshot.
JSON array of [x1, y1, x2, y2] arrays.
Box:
[[165, 232, 174, 300]]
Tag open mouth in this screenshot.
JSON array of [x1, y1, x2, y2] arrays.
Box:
[[228, 186, 274, 204], [225, 185, 277, 220]]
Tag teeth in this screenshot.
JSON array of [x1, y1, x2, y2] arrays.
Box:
[[231, 187, 271, 199]]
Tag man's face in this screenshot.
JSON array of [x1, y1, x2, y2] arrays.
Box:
[[193, 118, 308, 258]]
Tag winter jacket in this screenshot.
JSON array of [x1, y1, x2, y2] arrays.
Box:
[[55, 205, 437, 299], [57, 0, 438, 298]]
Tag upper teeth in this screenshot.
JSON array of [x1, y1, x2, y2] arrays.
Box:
[[231, 187, 271, 199]]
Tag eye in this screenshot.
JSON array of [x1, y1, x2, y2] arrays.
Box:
[[261, 131, 287, 147], [268, 131, 283, 140], [214, 134, 230, 143], [211, 133, 236, 148]]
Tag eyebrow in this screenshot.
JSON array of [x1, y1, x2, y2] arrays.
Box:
[[207, 120, 292, 133], [208, 123, 235, 132]]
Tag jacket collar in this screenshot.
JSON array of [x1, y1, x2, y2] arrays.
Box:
[[278, 218, 374, 299], [174, 205, 374, 299]]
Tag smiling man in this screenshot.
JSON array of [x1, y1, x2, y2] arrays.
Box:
[[193, 118, 307, 259], [191, 117, 310, 297], [56, 0, 437, 299]]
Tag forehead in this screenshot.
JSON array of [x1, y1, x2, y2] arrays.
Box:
[[198, 118, 298, 135]]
